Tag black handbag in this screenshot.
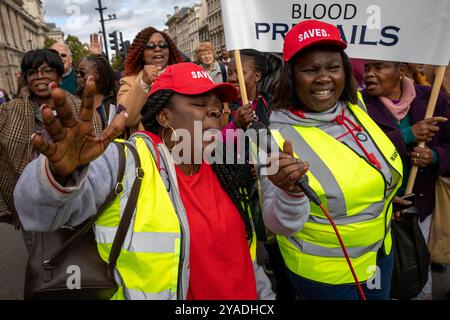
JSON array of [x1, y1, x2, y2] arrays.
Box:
[[390, 212, 430, 300], [24, 141, 144, 300]]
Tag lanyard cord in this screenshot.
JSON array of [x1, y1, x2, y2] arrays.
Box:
[[258, 94, 272, 116], [333, 108, 381, 170]]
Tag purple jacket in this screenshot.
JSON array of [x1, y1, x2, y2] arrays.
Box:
[[362, 85, 450, 220]]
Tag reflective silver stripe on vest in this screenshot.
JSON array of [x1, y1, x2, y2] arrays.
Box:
[[386, 216, 392, 234], [124, 288, 176, 300], [130, 134, 191, 300], [288, 236, 383, 258], [308, 200, 386, 225], [272, 124, 387, 224], [95, 225, 180, 253], [112, 269, 177, 300], [273, 124, 347, 214]]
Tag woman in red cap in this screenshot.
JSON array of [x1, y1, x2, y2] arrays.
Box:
[[14, 62, 274, 300], [258, 20, 404, 300]]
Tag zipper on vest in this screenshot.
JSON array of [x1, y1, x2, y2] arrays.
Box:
[[151, 139, 188, 300], [176, 216, 185, 300], [164, 162, 188, 300]]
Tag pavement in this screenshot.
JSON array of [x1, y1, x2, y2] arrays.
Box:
[[0, 225, 449, 300], [0, 223, 27, 300]]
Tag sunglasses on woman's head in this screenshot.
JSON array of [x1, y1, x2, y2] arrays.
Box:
[[145, 42, 169, 50]]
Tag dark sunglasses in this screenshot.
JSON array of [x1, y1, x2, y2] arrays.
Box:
[[75, 69, 86, 77], [145, 41, 169, 50]]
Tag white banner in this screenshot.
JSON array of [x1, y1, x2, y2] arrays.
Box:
[[221, 0, 450, 65]]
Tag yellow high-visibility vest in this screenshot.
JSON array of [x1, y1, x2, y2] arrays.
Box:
[[269, 95, 403, 285], [94, 134, 258, 299]]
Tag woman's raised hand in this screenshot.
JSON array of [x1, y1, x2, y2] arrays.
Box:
[[268, 140, 309, 194], [235, 103, 254, 128], [31, 78, 128, 177], [87, 33, 103, 55], [411, 116, 447, 143], [142, 65, 163, 85]]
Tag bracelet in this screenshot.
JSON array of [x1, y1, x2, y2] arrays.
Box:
[[139, 78, 151, 93]]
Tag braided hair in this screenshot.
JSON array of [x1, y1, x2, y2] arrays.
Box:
[[124, 27, 183, 77], [82, 54, 115, 98], [141, 90, 255, 240], [240, 49, 271, 81]]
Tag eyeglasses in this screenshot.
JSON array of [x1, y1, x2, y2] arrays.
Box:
[[145, 42, 169, 50], [59, 53, 68, 58], [25, 67, 57, 79]]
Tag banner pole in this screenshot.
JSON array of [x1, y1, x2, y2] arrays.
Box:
[[405, 65, 447, 194], [222, 102, 230, 127], [234, 49, 249, 105]]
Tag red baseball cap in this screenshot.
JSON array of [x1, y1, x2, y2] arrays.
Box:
[[148, 62, 239, 102], [283, 20, 347, 62]]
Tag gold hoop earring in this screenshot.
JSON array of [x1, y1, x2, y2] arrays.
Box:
[[161, 123, 179, 150]]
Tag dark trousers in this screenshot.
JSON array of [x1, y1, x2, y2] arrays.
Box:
[[286, 251, 394, 300], [264, 242, 296, 300]]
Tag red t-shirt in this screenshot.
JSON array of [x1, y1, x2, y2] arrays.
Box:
[[175, 162, 257, 300]]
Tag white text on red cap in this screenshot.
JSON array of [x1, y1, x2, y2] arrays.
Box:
[[191, 70, 213, 82], [298, 29, 330, 42]]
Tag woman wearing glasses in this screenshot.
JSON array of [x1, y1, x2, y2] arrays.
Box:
[[0, 49, 102, 250], [76, 54, 117, 130], [117, 27, 184, 132]]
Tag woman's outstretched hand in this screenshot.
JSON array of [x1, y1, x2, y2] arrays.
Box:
[[31, 78, 128, 177]]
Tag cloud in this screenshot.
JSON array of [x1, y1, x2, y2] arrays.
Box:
[[42, 0, 197, 44]]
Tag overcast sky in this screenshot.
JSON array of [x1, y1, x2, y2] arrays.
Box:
[[42, 0, 197, 45]]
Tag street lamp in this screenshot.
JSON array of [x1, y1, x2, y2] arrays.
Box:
[[95, 0, 118, 59]]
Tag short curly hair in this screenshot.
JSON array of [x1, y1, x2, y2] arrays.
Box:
[[124, 27, 183, 76]]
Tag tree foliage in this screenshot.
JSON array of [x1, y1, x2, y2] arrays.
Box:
[[65, 34, 89, 66], [111, 52, 126, 72], [43, 37, 57, 48]]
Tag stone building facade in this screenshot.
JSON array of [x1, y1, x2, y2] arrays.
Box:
[[0, 0, 50, 93], [45, 23, 64, 44], [165, 0, 223, 61], [205, 0, 224, 55]]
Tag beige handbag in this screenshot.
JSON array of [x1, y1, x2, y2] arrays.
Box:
[[428, 176, 450, 264]]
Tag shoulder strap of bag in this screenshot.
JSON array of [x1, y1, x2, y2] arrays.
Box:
[[107, 141, 144, 275], [44, 141, 126, 267]]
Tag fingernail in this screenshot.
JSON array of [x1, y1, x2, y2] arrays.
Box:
[[48, 82, 58, 90], [123, 112, 129, 118], [31, 131, 42, 139], [40, 104, 47, 111], [87, 75, 94, 82]]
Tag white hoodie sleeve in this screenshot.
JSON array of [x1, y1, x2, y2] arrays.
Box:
[[260, 174, 310, 237]]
